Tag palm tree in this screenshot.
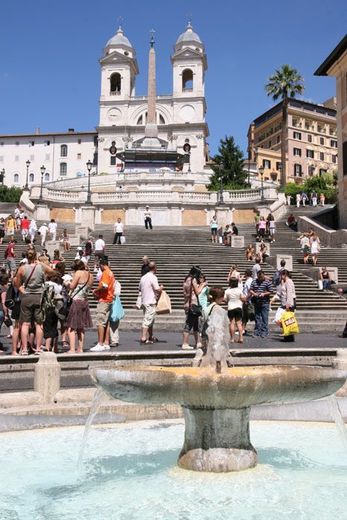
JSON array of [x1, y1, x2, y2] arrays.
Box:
[[265, 65, 304, 187]]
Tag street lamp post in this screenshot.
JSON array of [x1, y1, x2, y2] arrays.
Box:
[[218, 161, 225, 205], [39, 165, 46, 203], [258, 165, 265, 202], [25, 160, 30, 190], [0, 168, 5, 185], [86, 160, 92, 205]]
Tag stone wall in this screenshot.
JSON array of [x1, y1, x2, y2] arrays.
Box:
[[182, 209, 206, 226], [50, 208, 75, 222], [101, 209, 125, 224], [232, 208, 256, 224]]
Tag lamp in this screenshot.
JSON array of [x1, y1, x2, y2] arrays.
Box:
[[39, 165, 46, 203], [86, 160, 92, 205], [25, 159, 31, 190], [258, 166, 265, 202]]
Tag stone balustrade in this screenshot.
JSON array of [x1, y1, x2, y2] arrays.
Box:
[[30, 184, 277, 207]]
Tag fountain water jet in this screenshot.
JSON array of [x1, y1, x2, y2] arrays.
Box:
[[91, 311, 347, 473]]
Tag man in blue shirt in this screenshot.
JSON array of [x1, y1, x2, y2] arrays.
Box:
[[250, 270, 273, 338]]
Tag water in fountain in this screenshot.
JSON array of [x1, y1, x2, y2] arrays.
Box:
[[78, 388, 105, 470], [199, 303, 233, 371], [327, 395, 347, 449]]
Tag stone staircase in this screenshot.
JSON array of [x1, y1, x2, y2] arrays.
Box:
[[2, 223, 347, 332]]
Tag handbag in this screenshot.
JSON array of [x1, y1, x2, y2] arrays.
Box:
[[281, 311, 299, 336], [110, 295, 125, 322], [5, 283, 16, 310], [135, 292, 142, 310], [156, 290, 172, 315], [188, 280, 202, 317]]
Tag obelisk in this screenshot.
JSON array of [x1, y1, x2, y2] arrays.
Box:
[[143, 30, 160, 146]]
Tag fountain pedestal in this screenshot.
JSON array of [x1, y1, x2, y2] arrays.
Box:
[[179, 406, 257, 472]]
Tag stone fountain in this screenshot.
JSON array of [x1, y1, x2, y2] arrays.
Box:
[[92, 307, 347, 473]]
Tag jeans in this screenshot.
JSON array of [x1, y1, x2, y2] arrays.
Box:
[[145, 217, 152, 230], [113, 232, 122, 244], [322, 280, 331, 290], [254, 302, 270, 337]]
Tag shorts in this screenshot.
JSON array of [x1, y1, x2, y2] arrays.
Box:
[[20, 293, 43, 324], [183, 309, 200, 333], [142, 304, 156, 328], [95, 251, 104, 260], [211, 228, 217, 236], [227, 308, 243, 321], [96, 301, 112, 327]]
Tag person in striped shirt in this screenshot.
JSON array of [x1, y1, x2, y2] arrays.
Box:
[[249, 271, 273, 338]]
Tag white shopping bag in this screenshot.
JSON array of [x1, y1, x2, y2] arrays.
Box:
[[120, 236, 126, 245]]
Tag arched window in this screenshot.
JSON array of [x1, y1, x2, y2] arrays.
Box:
[[137, 115, 143, 125], [60, 162, 67, 176], [110, 73, 121, 94], [29, 173, 34, 183], [159, 114, 165, 124], [44, 172, 50, 181], [60, 144, 68, 157], [182, 69, 193, 91], [137, 112, 165, 125], [14, 173, 19, 184]]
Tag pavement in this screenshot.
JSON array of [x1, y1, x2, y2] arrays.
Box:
[[0, 329, 346, 356]]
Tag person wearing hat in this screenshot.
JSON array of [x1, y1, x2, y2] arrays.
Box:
[[38, 222, 49, 247], [144, 206, 152, 230]]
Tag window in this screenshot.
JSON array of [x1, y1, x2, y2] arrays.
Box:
[[276, 135, 280, 143], [332, 155, 337, 164], [110, 156, 116, 166], [60, 144, 68, 157], [14, 174, 19, 183], [293, 147, 302, 156], [293, 131, 301, 140], [292, 118, 300, 127], [306, 149, 314, 159], [307, 134, 312, 143], [262, 159, 271, 169], [44, 172, 50, 181], [159, 114, 165, 125], [182, 69, 193, 90], [29, 173, 34, 183], [320, 152, 325, 161], [268, 140, 272, 147], [294, 163, 302, 176], [308, 165, 315, 176], [330, 140, 338, 148], [77, 153, 82, 159], [137, 115, 143, 125], [110, 72, 121, 94], [276, 162, 281, 170], [320, 137, 325, 145], [60, 162, 67, 176], [78, 139, 82, 145], [319, 169, 327, 176]]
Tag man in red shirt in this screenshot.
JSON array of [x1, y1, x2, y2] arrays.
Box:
[[20, 216, 30, 242], [5, 238, 16, 276], [91, 257, 115, 352]]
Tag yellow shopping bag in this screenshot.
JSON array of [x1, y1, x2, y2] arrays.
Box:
[[281, 311, 299, 336]]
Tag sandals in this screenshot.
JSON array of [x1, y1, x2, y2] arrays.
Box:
[[148, 337, 159, 343]]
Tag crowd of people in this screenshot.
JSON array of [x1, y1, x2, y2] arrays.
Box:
[[180, 258, 298, 353], [286, 191, 326, 208]]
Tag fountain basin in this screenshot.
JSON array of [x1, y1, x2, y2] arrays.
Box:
[[92, 366, 347, 472]]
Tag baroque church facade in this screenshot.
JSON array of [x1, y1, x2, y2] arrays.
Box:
[[0, 23, 211, 187]]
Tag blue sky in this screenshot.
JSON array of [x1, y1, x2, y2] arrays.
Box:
[[0, 0, 345, 155]]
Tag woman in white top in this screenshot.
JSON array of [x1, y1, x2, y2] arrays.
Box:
[[310, 233, 320, 265], [224, 279, 246, 343]]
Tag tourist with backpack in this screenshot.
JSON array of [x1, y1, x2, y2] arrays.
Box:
[[42, 273, 64, 352], [13, 250, 55, 355], [4, 238, 16, 277]]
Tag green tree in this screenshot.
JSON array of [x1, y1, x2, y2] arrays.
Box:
[[265, 64, 304, 188], [208, 136, 247, 190], [0, 186, 22, 203]]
